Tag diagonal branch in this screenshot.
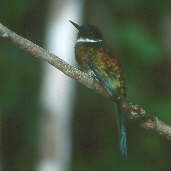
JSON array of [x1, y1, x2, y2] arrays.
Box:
[[0, 22, 171, 140]]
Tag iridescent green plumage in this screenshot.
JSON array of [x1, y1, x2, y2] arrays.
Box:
[[70, 21, 128, 157], [75, 41, 125, 100]]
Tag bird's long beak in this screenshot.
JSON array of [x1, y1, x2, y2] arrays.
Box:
[[69, 20, 81, 31]]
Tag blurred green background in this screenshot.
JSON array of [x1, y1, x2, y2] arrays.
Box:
[[0, 0, 171, 170]]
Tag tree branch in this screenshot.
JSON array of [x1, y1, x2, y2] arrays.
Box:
[[0, 22, 171, 140]]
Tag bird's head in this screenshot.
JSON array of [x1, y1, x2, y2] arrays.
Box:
[[70, 20, 103, 43]]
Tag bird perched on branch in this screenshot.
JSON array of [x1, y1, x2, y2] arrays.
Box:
[[70, 20, 127, 157]]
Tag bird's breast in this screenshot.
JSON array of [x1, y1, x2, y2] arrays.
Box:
[[75, 42, 102, 71]]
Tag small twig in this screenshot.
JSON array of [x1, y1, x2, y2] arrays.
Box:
[[0, 22, 171, 140]]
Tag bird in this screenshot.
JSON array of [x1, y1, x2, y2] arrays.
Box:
[[70, 20, 128, 157]]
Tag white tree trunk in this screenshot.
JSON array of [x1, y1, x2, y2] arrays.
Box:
[[37, 0, 84, 171]]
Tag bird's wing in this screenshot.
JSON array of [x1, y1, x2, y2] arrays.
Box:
[[87, 57, 121, 100]]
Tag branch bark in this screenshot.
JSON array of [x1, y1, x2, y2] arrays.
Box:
[[0, 22, 171, 140]]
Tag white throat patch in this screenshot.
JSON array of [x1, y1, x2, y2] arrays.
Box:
[[77, 38, 103, 43]]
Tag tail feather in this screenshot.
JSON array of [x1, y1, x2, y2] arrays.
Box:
[[115, 101, 128, 157]]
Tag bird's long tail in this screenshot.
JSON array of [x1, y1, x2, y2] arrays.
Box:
[[114, 101, 127, 157]]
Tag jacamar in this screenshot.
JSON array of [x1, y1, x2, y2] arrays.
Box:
[[70, 20, 128, 157]]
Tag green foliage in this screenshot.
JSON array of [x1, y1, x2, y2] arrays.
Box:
[[118, 22, 162, 64], [1, 0, 171, 170], [0, 0, 45, 170], [73, 0, 171, 171]]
